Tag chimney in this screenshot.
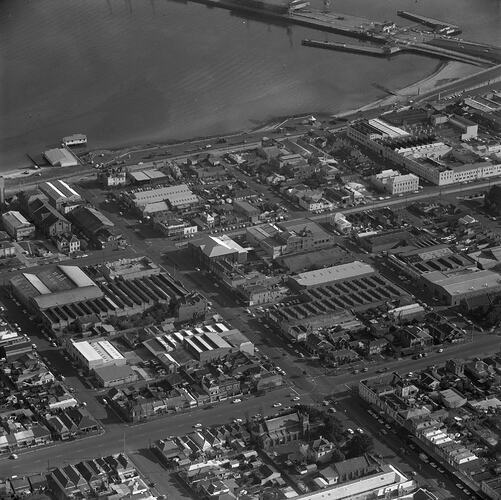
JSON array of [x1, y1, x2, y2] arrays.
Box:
[[0, 176, 4, 206]]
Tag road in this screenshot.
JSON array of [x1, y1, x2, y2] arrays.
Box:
[[0, 385, 312, 477]]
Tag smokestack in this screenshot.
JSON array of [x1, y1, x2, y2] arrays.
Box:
[[0, 177, 4, 206]]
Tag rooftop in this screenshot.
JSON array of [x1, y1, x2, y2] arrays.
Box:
[[291, 261, 375, 288], [422, 269, 501, 296]]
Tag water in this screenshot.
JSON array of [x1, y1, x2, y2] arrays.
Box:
[[0, 0, 499, 170]]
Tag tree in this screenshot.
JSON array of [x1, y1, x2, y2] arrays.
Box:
[[485, 185, 501, 215], [344, 433, 374, 458]]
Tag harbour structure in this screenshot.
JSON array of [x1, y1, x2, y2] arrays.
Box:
[[61, 134, 87, 147], [397, 10, 461, 35]]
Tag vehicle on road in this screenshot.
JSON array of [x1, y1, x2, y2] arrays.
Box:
[[9, 453, 18, 460], [193, 423, 202, 428], [273, 402, 282, 408], [232, 398, 242, 404]]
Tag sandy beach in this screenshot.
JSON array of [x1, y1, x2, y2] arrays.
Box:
[[351, 61, 481, 113]]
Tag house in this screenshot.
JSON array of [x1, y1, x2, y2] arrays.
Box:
[[307, 436, 337, 464], [364, 338, 388, 356], [400, 326, 433, 349], [55, 234, 80, 254], [48, 465, 89, 500]]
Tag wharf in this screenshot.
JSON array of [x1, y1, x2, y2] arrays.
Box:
[[302, 39, 401, 57], [190, 0, 388, 41], [397, 10, 461, 34]]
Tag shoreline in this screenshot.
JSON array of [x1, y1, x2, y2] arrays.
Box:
[[0, 61, 481, 180]]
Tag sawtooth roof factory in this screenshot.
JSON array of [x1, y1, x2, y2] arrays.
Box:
[[9, 258, 206, 331]]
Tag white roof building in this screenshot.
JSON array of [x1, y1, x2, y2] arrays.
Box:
[[69, 340, 126, 370]]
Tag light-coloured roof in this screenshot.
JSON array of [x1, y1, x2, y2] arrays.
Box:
[[44, 148, 77, 166], [23, 273, 51, 295], [72, 341, 102, 363], [2, 211, 30, 227], [423, 269, 501, 296], [368, 118, 409, 138], [58, 265, 96, 288], [292, 261, 374, 288]]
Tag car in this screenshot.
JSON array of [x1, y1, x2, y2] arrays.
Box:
[[233, 418, 243, 423], [357, 428, 364, 433], [193, 423, 202, 428], [272, 402, 282, 408], [381, 429, 388, 435], [385, 424, 391, 430], [50, 341, 57, 347], [438, 348, 443, 353], [346, 428, 355, 435], [292, 396, 301, 401], [9, 453, 18, 460], [377, 418, 384, 424], [232, 398, 242, 404]]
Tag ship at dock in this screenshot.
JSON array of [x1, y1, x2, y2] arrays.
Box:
[[225, 0, 309, 14]]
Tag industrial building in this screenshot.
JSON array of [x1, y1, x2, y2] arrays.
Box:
[[288, 261, 375, 290], [69, 206, 123, 249], [1, 211, 35, 240], [94, 365, 138, 388], [43, 148, 78, 168], [9, 262, 194, 330], [246, 219, 334, 259], [347, 119, 501, 186], [419, 269, 501, 307], [67, 339, 126, 371], [39, 180, 82, 213], [126, 184, 198, 210], [190, 234, 248, 268], [10, 265, 104, 312], [371, 169, 419, 195]]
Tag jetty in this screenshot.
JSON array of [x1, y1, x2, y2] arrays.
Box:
[[301, 40, 401, 57], [397, 10, 461, 34]]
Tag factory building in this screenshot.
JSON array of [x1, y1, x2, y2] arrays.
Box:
[[10, 265, 104, 312], [1, 211, 35, 241], [67, 339, 126, 371], [420, 269, 501, 308], [347, 119, 501, 186], [39, 180, 82, 213], [126, 184, 198, 211], [190, 234, 248, 268], [288, 261, 375, 291]]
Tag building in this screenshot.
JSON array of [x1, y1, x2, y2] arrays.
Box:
[[371, 169, 419, 195], [126, 184, 198, 210], [247, 219, 335, 259], [28, 198, 72, 237], [1, 211, 35, 240], [94, 364, 138, 387], [233, 199, 261, 223], [98, 168, 127, 187], [288, 261, 375, 290], [347, 118, 501, 186], [10, 265, 104, 312], [67, 340, 126, 372], [69, 206, 123, 249], [39, 180, 82, 212], [190, 234, 248, 268], [448, 115, 478, 141], [43, 148, 78, 167], [62, 134, 87, 147], [55, 234, 80, 254], [0, 241, 15, 259], [419, 269, 501, 307]]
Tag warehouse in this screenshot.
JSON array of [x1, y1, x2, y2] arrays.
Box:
[[1, 211, 35, 240], [126, 184, 198, 210], [10, 265, 103, 311], [288, 261, 375, 290], [94, 365, 138, 387], [67, 339, 126, 371], [43, 148, 78, 167], [420, 269, 501, 307], [39, 180, 82, 212]]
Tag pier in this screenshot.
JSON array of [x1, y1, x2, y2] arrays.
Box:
[[301, 39, 401, 57], [397, 10, 461, 34], [187, 0, 499, 67]]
